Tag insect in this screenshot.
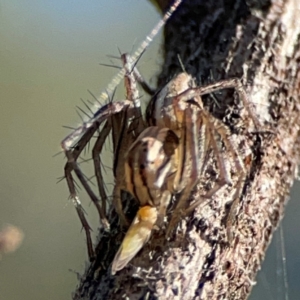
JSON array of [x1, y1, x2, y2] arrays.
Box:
[[61, 0, 259, 268], [60, 0, 183, 260], [111, 72, 260, 273]]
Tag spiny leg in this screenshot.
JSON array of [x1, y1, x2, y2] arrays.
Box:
[[132, 65, 156, 96], [61, 100, 132, 152], [92, 120, 112, 220], [176, 78, 261, 129], [211, 116, 247, 241], [183, 113, 248, 241], [111, 110, 133, 227], [62, 101, 133, 259], [122, 53, 146, 135], [224, 173, 245, 242], [166, 106, 201, 236], [66, 54, 149, 229], [156, 190, 172, 229], [63, 102, 132, 220], [64, 125, 104, 260], [198, 114, 232, 199], [110, 54, 147, 227], [93, 85, 139, 228], [212, 116, 246, 181], [75, 197, 95, 259], [181, 115, 232, 218], [181, 114, 247, 232]]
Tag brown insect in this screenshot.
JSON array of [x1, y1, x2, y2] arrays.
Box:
[[111, 71, 260, 273]]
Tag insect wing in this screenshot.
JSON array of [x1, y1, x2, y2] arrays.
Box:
[[111, 206, 157, 275]]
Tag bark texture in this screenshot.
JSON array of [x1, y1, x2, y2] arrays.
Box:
[[74, 0, 300, 299]]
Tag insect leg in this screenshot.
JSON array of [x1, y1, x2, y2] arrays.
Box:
[[62, 101, 132, 259], [211, 116, 247, 241], [92, 120, 112, 223], [176, 78, 261, 129], [166, 106, 201, 236]]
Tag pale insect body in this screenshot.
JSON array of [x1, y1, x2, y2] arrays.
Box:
[[111, 205, 158, 275]]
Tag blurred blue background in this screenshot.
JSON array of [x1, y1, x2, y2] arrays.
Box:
[[0, 1, 299, 299]]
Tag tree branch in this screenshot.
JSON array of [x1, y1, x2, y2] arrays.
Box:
[[74, 0, 300, 299]]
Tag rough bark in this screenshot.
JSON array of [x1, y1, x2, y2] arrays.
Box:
[[73, 0, 300, 299]]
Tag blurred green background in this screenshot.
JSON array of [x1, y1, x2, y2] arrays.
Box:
[[0, 1, 299, 299]]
